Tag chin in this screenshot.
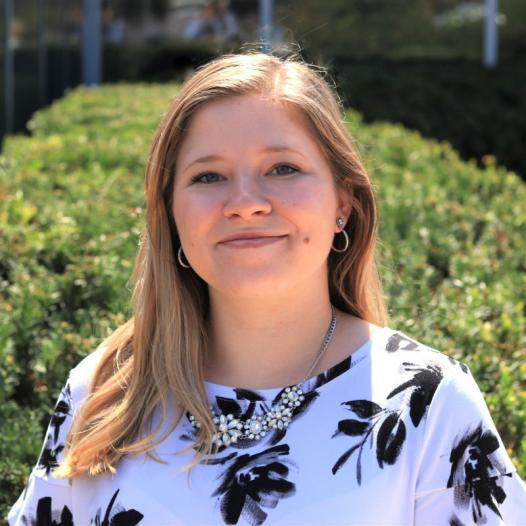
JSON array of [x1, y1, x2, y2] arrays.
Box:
[[208, 267, 295, 298]]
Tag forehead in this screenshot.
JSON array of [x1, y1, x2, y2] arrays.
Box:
[[176, 95, 326, 162]]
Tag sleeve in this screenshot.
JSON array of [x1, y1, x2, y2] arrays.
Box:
[[7, 378, 75, 526], [414, 363, 526, 525]]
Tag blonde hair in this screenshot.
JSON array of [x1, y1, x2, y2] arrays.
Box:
[[53, 50, 388, 480]]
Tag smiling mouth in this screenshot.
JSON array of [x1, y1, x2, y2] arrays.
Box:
[[219, 235, 288, 248]]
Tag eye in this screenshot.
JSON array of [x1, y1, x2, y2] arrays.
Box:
[[270, 164, 299, 176], [191, 172, 224, 184], [190, 164, 299, 184]]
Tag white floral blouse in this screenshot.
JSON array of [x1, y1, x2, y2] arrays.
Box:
[[8, 327, 526, 525]]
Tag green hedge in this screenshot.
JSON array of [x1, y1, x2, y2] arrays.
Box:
[[1, 83, 525, 517]]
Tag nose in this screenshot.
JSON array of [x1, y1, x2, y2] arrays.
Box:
[[223, 173, 272, 219]]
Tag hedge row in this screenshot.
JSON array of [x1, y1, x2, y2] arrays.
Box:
[[1, 83, 525, 517]]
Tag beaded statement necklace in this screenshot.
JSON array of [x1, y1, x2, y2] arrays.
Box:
[[188, 305, 337, 449]]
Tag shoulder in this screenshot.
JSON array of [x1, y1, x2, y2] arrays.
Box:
[[362, 326, 477, 430], [368, 328, 518, 466], [66, 342, 108, 410], [394, 330, 522, 505], [377, 326, 469, 383], [28, 343, 108, 482], [375, 328, 512, 457]]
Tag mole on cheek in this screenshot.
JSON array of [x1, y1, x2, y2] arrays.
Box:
[[303, 237, 310, 244]]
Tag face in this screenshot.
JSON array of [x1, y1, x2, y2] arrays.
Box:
[[172, 95, 351, 300]]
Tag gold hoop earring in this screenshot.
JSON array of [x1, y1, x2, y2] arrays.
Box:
[[177, 246, 191, 268]]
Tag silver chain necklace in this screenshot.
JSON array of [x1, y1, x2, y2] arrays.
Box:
[[188, 305, 337, 449]]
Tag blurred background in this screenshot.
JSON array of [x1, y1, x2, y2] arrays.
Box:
[[2, 1, 526, 517], [1, 0, 525, 179]]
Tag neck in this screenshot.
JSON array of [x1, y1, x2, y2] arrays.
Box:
[[204, 283, 336, 389]]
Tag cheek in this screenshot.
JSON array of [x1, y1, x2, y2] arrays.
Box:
[[283, 184, 336, 233], [172, 194, 212, 240]]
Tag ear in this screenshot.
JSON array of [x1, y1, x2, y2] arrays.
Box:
[[335, 187, 352, 231]]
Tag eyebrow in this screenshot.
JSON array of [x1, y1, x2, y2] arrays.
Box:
[[182, 146, 304, 172]]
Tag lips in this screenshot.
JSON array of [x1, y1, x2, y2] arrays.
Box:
[[219, 232, 286, 243], [219, 234, 288, 248]]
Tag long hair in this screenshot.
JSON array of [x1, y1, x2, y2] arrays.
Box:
[[53, 50, 388, 480]]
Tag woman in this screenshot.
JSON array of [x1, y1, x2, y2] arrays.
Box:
[[8, 51, 526, 525]]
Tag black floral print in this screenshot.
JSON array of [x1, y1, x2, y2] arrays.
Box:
[[204, 444, 296, 525], [91, 489, 144, 526], [449, 515, 465, 526], [331, 398, 408, 482], [450, 357, 469, 374], [331, 360, 445, 482], [386, 332, 422, 353], [386, 332, 469, 374], [19, 496, 73, 526], [387, 362, 444, 426], [310, 352, 356, 389], [36, 381, 72, 474], [447, 422, 511, 523]]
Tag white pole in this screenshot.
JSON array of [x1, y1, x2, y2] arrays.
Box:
[[259, 0, 273, 53], [83, 0, 102, 85], [484, 0, 498, 68]]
